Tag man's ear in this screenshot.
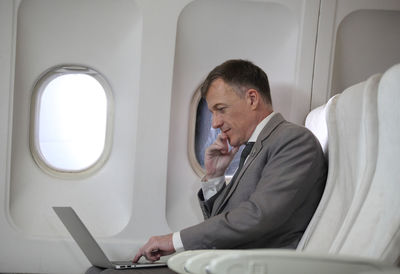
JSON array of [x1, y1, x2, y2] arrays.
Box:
[[246, 89, 260, 110]]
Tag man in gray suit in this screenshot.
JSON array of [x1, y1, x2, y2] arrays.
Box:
[[133, 59, 327, 262]]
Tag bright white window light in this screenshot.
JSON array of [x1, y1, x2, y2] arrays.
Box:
[[31, 66, 113, 175]]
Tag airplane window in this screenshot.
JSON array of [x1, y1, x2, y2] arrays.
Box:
[[190, 92, 242, 177], [30, 66, 113, 176]]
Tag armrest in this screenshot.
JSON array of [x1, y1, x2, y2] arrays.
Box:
[[206, 249, 398, 274]]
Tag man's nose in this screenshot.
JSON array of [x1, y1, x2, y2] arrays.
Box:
[[211, 114, 223, 129]]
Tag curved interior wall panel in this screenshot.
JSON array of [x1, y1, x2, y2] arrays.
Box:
[[172, 1, 301, 124], [331, 9, 400, 96], [166, 0, 320, 231], [10, 0, 142, 237], [311, 0, 400, 108]]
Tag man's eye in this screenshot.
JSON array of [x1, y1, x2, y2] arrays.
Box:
[[217, 107, 226, 113]]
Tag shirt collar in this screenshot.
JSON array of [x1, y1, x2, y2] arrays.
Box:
[[248, 112, 276, 143]]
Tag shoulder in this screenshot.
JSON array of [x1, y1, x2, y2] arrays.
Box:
[[262, 113, 315, 141], [258, 114, 322, 154]]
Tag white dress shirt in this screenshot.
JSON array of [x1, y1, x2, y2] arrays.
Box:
[[172, 112, 276, 251]]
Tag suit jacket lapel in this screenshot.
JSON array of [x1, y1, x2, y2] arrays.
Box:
[[211, 113, 285, 216]]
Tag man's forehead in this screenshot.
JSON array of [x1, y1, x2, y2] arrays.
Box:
[[206, 92, 231, 111], [206, 80, 236, 105]]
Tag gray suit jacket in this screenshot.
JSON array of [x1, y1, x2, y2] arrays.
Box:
[[181, 113, 327, 250]]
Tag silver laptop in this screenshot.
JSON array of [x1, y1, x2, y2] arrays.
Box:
[[53, 206, 166, 270]]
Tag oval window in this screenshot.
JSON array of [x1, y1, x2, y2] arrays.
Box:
[[189, 90, 242, 178], [30, 66, 113, 176]]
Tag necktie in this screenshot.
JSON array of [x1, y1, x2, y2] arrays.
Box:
[[230, 142, 255, 184], [238, 142, 255, 171]]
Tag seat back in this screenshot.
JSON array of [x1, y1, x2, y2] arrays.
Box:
[[336, 64, 400, 264], [304, 95, 336, 158], [299, 63, 400, 265], [299, 72, 380, 252]]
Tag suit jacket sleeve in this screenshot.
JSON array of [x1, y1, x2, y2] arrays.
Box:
[[197, 184, 226, 219], [180, 123, 327, 250]]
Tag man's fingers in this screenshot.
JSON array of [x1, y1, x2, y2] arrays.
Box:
[[134, 234, 174, 263], [134, 238, 163, 262], [133, 249, 155, 263], [217, 133, 229, 153], [144, 251, 161, 262], [208, 133, 231, 155], [132, 251, 142, 263], [217, 132, 227, 141]]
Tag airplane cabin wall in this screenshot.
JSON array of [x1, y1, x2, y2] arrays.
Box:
[[0, 0, 399, 273], [11, 0, 142, 239], [311, 0, 400, 108], [0, 0, 190, 272]]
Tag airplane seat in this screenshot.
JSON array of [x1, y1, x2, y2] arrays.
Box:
[[334, 63, 400, 264], [299, 63, 400, 266], [304, 95, 337, 158], [167, 63, 400, 273], [298, 71, 381, 254]]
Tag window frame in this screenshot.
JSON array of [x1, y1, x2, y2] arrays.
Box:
[[188, 89, 206, 178], [188, 88, 240, 179], [29, 65, 114, 178]]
